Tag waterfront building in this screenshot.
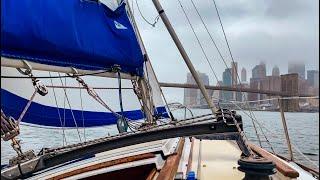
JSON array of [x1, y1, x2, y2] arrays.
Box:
[[222, 68, 232, 101], [241, 68, 247, 82], [252, 62, 266, 79], [281, 73, 299, 112], [184, 72, 210, 106], [288, 62, 305, 79], [272, 66, 280, 76], [231, 62, 238, 86], [307, 70, 319, 88]]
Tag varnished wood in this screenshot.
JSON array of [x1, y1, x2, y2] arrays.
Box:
[[146, 168, 158, 180], [186, 137, 194, 173], [248, 143, 299, 178], [49, 153, 155, 180], [157, 138, 185, 180]]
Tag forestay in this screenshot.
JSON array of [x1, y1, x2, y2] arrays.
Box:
[[1, 0, 144, 76]]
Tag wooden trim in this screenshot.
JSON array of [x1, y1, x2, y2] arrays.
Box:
[[276, 154, 319, 178], [49, 153, 155, 180], [248, 143, 299, 178], [156, 138, 185, 180], [186, 137, 194, 173], [146, 168, 158, 180]]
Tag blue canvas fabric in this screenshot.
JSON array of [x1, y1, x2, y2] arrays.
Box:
[[1, 89, 168, 127], [1, 0, 144, 76]]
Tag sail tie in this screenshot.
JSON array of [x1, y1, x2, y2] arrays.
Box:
[[112, 65, 129, 133]]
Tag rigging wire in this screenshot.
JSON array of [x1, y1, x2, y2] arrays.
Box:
[[62, 75, 67, 145], [128, 0, 175, 122], [176, 0, 263, 149], [49, 72, 67, 146], [176, 1, 257, 154], [58, 73, 82, 142], [135, 0, 160, 27], [207, 95, 276, 154], [78, 82, 86, 141], [176, 0, 221, 89], [189, 0, 264, 147]]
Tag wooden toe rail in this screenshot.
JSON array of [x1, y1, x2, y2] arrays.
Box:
[[248, 143, 299, 178]]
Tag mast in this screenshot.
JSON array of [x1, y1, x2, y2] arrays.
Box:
[[151, 0, 216, 114], [124, 0, 175, 120], [119, 0, 155, 123]]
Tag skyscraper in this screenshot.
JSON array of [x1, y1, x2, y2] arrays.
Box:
[[288, 62, 305, 79], [231, 62, 238, 86], [252, 62, 266, 79], [272, 66, 280, 76], [249, 62, 266, 102], [198, 72, 210, 105], [222, 68, 232, 100], [183, 72, 210, 106], [184, 73, 197, 106], [307, 70, 319, 88], [241, 68, 247, 82]]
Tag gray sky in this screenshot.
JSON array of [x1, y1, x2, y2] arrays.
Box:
[[129, 0, 319, 102]]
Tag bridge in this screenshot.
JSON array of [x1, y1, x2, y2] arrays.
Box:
[[158, 82, 313, 97]]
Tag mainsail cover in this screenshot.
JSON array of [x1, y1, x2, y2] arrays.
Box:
[[1, 0, 144, 76]]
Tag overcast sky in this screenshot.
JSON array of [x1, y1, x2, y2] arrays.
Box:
[[128, 0, 319, 103]]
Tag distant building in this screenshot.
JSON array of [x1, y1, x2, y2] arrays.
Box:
[[198, 73, 210, 105], [235, 82, 249, 102], [231, 62, 238, 86], [249, 62, 266, 103], [307, 70, 319, 88], [248, 78, 263, 102], [260, 76, 281, 106], [183, 72, 210, 106], [184, 73, 197, 106], [272, 66, 280, 76], [212, 81, 222, 103], [217, 81, 223, 100], [281, 73, 299, 112], [222, 68, 232, 101], [288, 62, 305, 79], [299, 78, 309, 95], [241, 68, 247, 82], [252, 62, 266, 79]]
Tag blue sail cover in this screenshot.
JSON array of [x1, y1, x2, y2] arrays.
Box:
[[1, 89, 168, 127], [1, 0, 144, 76]]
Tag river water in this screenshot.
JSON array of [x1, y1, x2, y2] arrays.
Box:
[[1, 109, 319, 171]]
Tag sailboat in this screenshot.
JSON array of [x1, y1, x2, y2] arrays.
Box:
[[1, 0, 319, 179]]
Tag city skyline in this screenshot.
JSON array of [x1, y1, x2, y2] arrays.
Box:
[[130, 0, 319, 103], [183, 61, 318, 106]]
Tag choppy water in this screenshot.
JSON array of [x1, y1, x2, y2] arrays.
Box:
[[1, 109, 319, 171]]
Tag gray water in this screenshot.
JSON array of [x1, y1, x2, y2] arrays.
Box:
[[1, 109, 319, 171]]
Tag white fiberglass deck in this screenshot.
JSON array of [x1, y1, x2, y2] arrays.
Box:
[[190, 140, 244, 179]]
